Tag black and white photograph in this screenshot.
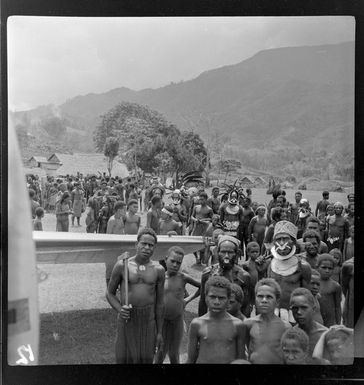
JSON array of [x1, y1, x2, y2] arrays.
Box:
[[5, 12, 361, 374]]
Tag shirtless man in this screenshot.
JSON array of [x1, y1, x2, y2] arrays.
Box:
[[290, 288, 328, 356], [288, 191, 303, 225], [147, 195, 162, 235], [315, 191, 331, 218], [159, 206, 182, 235], [155, 246, 200, 364], [327, 202, 349, 252], [241, 242, 261, 314], [106, 201, 126, 235], [124, 199, 141, 234], [298, 230, 321, 269], [190, 192, 213, 236], [198, 235, 251, 317], [267, 220, 311, 324], [247, 205, 267, 250], [317, 254, 342, 327], [207, 187, 221, 215], [187, 276, 245, 363], [243, 278, 291, 364], [239, 197, 255, 250], [191, 192, 213, 264], [106, 228, 165, 364], [297, 217, 329, 254]]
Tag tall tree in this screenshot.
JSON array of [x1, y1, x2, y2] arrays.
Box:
[[104, 137, 120, 176]]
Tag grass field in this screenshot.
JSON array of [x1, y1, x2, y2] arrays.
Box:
[[37, 187, 349, 364]]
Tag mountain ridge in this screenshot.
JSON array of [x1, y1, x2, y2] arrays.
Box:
[[13, 41, 354, 179]]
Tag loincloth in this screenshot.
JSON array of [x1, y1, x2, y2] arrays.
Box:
[[116, 304, 156, 364]]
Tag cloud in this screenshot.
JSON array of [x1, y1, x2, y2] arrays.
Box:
[[7, 16, 355, 111]]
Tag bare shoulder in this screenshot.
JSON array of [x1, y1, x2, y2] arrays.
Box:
[[332, 279, 342, 290], [230, 314, 244, 327], [113, 259, 125, 271], [300, 261, 312, 273], [190, 316, 205, 328], [152, 261, 166, 275], [243, 315, 259, 327]]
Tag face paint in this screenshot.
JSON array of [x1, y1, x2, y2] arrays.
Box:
[[274, 235, 294, 256]]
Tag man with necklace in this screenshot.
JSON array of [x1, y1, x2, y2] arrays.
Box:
[[106, 227, 165, 363]]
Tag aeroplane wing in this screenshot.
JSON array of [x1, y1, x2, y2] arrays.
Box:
[[33, 231, 205, 263]]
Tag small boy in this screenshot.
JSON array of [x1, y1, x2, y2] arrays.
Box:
[[228, 284, 246, 322], [290, 287, 328, 356], [146, 195, 162, 235], [33, 206, 44, 231], [241, 242, 261, 316], [247, 205, 267, 250], [328, 248, 342, 284], [280, 327, 311, 365], [317, 254, 342, 327], [155, 246, 200, 364], [206, 187, 221, 215], [309, 270, 324, 325], [243, 278, 291, 364], [159, 206, 181, 235], [124, 199, 141, 234], [187, 276, 245, 363]]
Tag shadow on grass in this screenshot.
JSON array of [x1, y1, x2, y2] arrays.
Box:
[[40, 309, 196, 365]]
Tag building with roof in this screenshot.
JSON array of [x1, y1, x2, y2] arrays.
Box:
[[27, 156, 48, 168], [47, 153, 130, 178], [254, 176, 268, 187], [239, 176, 255, 187]]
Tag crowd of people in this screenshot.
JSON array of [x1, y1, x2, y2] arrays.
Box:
[[27, 172, 355, 364]]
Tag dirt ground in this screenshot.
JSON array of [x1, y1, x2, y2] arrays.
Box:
[[37, 188, 348, 364]]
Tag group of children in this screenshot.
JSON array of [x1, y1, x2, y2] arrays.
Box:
[[157, 244, 353, 365]]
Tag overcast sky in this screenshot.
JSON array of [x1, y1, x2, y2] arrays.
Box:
[[8, 16, 354, 111]]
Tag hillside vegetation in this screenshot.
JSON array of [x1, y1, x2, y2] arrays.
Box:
[[12, 42, 354, 181]]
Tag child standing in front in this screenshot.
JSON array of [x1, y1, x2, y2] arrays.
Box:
[[155, 246, 200, 364], [187, 276, 245, 363], [317, 254, 342, 327], [241, 242, 261, 317], [243, 278, 291, 364]]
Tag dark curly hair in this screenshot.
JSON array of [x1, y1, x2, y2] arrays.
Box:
[[205, 275, 231, 297], [137, 227, 158, 244]]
